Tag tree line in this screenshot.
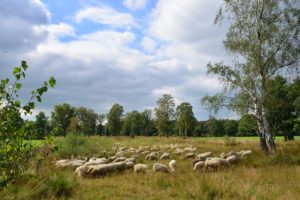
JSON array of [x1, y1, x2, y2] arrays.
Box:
[[25, 76, 300, 139]]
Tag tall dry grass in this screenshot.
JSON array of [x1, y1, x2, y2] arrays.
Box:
[[1, 136, 300, 200]]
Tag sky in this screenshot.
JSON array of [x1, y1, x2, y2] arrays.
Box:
[[0, 0, 237, 120]]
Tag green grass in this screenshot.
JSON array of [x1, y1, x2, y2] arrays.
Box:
[[3, 136, 300, 200]]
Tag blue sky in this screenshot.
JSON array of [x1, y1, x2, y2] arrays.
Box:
[[0, 0, 237, 120]]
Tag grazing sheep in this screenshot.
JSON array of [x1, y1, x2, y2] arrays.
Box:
[[134, 164, 148, 173], [113, 157, 127, 163], [196, 152, 213, 161], [193, 161, 205, 171], [125, 157, 136, 163], [160, 152, 170, 160], [141, 150, 150, 155], [238, 150, 252, 158], [74, 165, 88, 178], [184, 152, 195, 159], [204, 158, 225, 170], [145, 152, 159, 160], [153, 163, 170, 173], [169, 160, 176, 172], [226, 155, 239, 166], [116, 151, 125, 157], [87, 161, 126, 177], [84, 158, 107, 166], [108, 156, 117, 162], [220, 152, 226, 159], [125, 161, 135, 169], [152, 160, 177, 173], [54, 159, 86, 168]]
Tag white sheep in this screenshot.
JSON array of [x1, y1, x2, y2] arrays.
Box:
[[196, 152, 213, 161], [193, 161, 205, 171], [237, 150, 252, 158], [84, 158, 107, 166], [113, 156, 127, 163], [226, 154, 239, 166], [134, 164, 148, 173], [145, 152, 159, 160], [169, 160, 176, 172], [74, 165, 88, 178], [153, 160, 177, 173], [160, 152, 170, 160], [183, 152, 195, 159], [87, 161, 126, 177], [153, 163, 170, 173], [125, 161, 135, 169], [204, 158, 226, 170]]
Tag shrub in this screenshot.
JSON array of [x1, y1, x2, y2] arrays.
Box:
[[0, 61, 55, 188], [223, 135, 237, 146], [56, 134, 114, 158]]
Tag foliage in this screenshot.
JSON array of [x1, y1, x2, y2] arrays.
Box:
[[201, 0, 300, 153], [107, 103, 124, 136], [176, 102, 196, 137], [0, 61, 55, 188], [51, 103, 75, 136], [56, 134, 113, 158], [74, 107, 98, 136], [238, 114, 258, 136], [204, 117, 224, 136], [224, 120, 238, 136], [34, 111, 49, 139], [154, 94, 175, 136]]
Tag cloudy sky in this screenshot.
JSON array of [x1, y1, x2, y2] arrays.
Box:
[[0, 0, 237, 120]]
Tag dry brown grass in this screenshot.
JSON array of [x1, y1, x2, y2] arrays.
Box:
[[2, 136, 300, 200]]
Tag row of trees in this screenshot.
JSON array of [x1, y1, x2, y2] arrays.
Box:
[[29, 75, 300, 138]]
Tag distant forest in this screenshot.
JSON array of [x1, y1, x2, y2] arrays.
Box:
[[24, 76, 300, 139]]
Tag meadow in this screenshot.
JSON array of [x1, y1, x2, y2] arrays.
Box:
[[2, 136, 300, 200]]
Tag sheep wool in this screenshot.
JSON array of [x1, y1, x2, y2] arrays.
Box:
[[169, 160, 176, 172], [193, 161, 205, 171], [153, 163, 170, 173], [134, 164, 148, 173]]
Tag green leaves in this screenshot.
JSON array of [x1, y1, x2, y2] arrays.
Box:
[[49, 76, 56, 88], [0, 61, 55, 188]]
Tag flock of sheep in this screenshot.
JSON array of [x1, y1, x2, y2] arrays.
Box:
[[53, 144, 252, 178]]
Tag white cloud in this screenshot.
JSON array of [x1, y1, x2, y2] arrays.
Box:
[[141, 37, 157, 52], [123, 0, 149, 10], [34, 23, 76, 40], [149, 0, 224, 43], [0, 0, 234, 120], [75, 6, 136, 28]]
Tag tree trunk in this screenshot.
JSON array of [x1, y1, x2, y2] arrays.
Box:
[[257, 106, 276, 154], [262, 105, 276, 153]]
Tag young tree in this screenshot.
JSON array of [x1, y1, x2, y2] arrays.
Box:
[[75, 107, 98, 136], [176, 102, 196, 137], [202, 0, 300, 153], [224, 120, 238, 136], [107, 103, 124, 137], [154, 94, 175, 136], [34, 111, 49, 139], [96, 114, 106, 136], [0, 61, 55, 187], [51, 103, 75, 136]]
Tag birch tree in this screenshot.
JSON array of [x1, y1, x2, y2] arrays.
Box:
[[202, 0, 300, 153]]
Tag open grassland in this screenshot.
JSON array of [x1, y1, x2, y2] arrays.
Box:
[[2, 136, 300, 200]]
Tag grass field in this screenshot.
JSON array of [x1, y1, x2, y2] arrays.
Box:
[[2, 136, 300, 200]]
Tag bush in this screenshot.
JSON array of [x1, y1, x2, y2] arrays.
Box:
[[56, 134, 114, 158], [223, 135, 237, 146], [2, 170, 78, 199], [0, 61, 55, 188]]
